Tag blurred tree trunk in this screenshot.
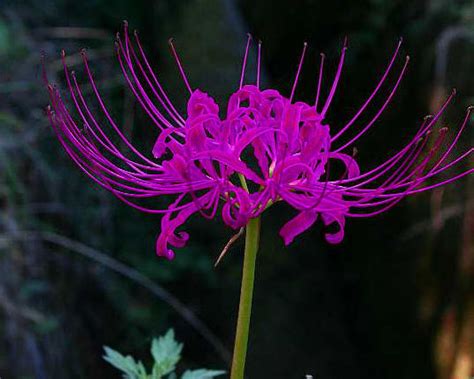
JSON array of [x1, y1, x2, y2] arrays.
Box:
[[428, 25, 474, 379]]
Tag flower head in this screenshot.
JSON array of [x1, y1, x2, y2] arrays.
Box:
[[46, 23, 473, 259]]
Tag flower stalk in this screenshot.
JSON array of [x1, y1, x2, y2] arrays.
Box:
[[230, 216, 261, 379]]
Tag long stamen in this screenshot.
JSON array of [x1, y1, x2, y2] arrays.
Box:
[[345, 129, 449, 217], [334, 55, 410, 153], [398, 166, 474, 196], [80, 49, 162, 168], [124, 28, 185, 126], [239, 33, 252, 89], [321, 38, 348, 117], [289, 42, 308, 103], [331, 38, 403, 141], [116, 38, 177, 131], [314, 53, 325, 111], [132, 30, 185, 125], [168, 38, 192, 94], [256, 40, 262, 89], [430, 105, 472, 172], [337, 89, 455, 185], [394, 128, 448, 187], [49, 93, 167, 197], [382, 132, 430, 186]]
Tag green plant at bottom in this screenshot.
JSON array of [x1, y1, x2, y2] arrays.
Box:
[[103, 329, 225, 379]]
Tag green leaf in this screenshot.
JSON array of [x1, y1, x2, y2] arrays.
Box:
[[103, 330, 222, 379], [150, 329, 183, 377], [181, 369, 226, 379], [151, 362, 175, 379], [103, 346, 147, 379]]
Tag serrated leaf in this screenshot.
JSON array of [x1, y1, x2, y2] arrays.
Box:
[[103, 346, 147, 379], [181, 369, 226, 379], [150, 329, 183, 377]]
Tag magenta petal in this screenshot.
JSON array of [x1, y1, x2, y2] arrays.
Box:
[[155, 203, 198, 260], [280, 103, 302, 151], [279, 210, 318, 245], [187, 89, 219, 117], [321, 213, 345, 244], [329, 152, 360, 178], [152, 128, 178, 159]]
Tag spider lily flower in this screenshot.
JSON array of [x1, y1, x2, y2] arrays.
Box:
[[45, 23, 473, 260]]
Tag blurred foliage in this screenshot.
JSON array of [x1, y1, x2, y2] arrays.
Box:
[[0, 0, 473, 378]]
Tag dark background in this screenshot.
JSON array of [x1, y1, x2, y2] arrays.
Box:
[[0, 0, 473, 378]]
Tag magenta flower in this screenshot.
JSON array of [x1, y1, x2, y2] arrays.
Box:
[[45, 24, 473, 260]]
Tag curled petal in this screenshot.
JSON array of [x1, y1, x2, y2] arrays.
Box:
[[152, 128, 181, 159], [156, 202, 199, 259], [321, 212, 345, 244], [222, 186, 252, 229], [187, 89, 219, 117], [279, 210, 318, 245], [329, 152, 361, 178]]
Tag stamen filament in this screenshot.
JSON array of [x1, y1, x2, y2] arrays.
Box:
[[168, 38, 193, 94], [314, 53, 325, 111], [256, 40, 262, 89], [290, 42, 308, 102], [239, 34, 252, 89]]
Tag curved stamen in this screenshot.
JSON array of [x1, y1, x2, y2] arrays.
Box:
[[132, 29, 186, 125], [257, 40, 262, 89], [332, 38, 403, 141], [289, 42, 308, 102], [168, 38, 193, 94], [119, 28, 185, 128], [314, 52, 325, 111], [430, 106, 472, 172], [239, 33, 252, 89], [334, 55, 410, 153], [80, 49, 162, 167], [321, 38, 348, 117], [116, 39, 182, 132], [336, 89, 456, 185]]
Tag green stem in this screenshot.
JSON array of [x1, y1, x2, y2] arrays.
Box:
[[230, 216, 261, 379]]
